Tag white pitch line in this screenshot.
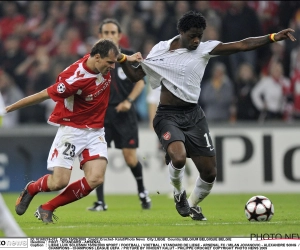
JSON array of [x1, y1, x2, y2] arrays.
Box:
[[23, 220, 300, 230]]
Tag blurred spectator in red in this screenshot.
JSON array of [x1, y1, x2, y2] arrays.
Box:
[[247, 1, 279, 34], [234, 63, 259, 121], [38, 2, 68, 55], [0, 1, 25, 40], [251, 61, 292, 122], [15, 45, 51, 124], [23, 1, 46, 37], [0, 69, 24, 127], [0, 35, 28, 93], [14, 1, 46, 56], [221, 1, 263, 80]]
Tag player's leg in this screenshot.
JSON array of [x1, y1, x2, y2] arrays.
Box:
[[165, 140, 191, 217], [0, 193, 26, 237], [184, 109, 217, 221], [122, 148, 151, 209], [87, 125, 113, 212], [156, 122, 190, 216], [189, 155, 216, 221], [87, 183, 108, 211], [15, 126, 75, 216], [34, 127, 108, 223]]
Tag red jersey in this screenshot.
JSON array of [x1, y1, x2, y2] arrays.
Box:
[[47, 54, 111, 128]]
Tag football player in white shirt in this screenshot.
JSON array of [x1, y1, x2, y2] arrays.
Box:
[[118, 11, 296, 220]]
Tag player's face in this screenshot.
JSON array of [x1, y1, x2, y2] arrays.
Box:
[[181, 28, 204, 50], [95, 49, 117, 75], [99, 23, 122, 46]]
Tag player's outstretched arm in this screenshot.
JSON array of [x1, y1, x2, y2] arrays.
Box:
[[210, 28, 296, 56], [117, 52, 146, 83], [6, 89, 50, 113]]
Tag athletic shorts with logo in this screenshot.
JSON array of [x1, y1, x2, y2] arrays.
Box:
[[47, 126, 108, 170], [104, 105, 139, 149], [153, 104, 215, 158]]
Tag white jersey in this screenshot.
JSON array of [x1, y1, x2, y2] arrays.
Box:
[[141, 35, 221, 103]]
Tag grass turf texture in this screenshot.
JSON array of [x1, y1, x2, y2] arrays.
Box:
[[1, 193, 299, 237]]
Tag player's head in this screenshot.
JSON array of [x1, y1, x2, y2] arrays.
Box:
[[98, 18, 122, 46], [177, 11, 207, 51], [90, 39, 120, 75]]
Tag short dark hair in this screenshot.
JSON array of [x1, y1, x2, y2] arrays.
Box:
[[90, 39, 120, 58], [177, 11, 206, 33], [99, 18, 122, 34]]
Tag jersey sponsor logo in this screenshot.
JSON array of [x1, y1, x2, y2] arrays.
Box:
[[85, 94, 93, 101], [57, 83, 66, 93], [163, 131, 171, 141], [145, 58, 164, 61]]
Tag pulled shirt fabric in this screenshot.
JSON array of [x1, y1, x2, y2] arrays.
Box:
[[141, 35, 220, 103]]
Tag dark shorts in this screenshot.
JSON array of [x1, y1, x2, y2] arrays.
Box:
[[153, 104, 215, 158], [104, 105, 139, 149]]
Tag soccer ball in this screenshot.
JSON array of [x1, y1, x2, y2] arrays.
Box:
[[244, 195, 274, 222]]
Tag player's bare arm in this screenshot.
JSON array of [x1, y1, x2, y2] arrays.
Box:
[[117, 52, 146, 83], [6, 89, 50, 113], [210, 28, 296, 56]]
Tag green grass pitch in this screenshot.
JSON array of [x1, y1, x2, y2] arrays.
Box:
[[1, 192, 299, 237]]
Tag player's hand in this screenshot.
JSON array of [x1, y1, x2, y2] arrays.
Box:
[[115, 100, 131, 112], [274, 28, 296, 42], [127, 52, 143, 63]]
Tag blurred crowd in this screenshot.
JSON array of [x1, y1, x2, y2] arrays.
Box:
[[1, 1, 300, 127]]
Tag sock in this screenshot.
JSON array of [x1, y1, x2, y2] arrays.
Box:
[[0, 194, 26, 237], [28, 174, 50, 196], [95, 183, 105, 203], [169, 161, 185, 195], [42, 177, 93, 211], [188, 176, 215, 207], [130, 161, 145, 193]]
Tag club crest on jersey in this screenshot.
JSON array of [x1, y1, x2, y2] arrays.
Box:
[[57, 83, 66, 93], [118, 67, 127, 80], [163, 131, 171, 140]]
